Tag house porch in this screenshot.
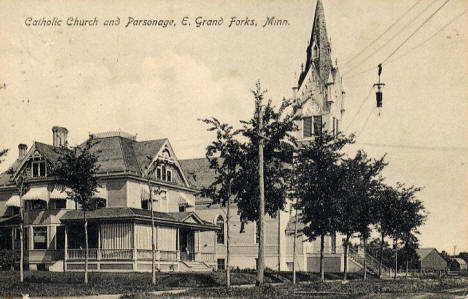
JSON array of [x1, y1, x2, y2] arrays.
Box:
[[60, 208, 219, 272]]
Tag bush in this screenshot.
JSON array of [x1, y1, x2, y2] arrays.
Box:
[[0, 250, 15, 270]]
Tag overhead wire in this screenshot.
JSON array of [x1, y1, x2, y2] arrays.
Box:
[[344, 85, 374, 132], [341, 0, 424, 67], [381, 0, 452, 64], [342, 0, 441, 77], [343, 7, 467, 81]]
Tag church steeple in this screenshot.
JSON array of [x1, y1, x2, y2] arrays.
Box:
[[299, 0, 333, 87]]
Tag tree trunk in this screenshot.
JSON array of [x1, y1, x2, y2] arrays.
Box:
[[226, 181, 231, 288], [379, 233, 384, 278], [19, 183, 24, 283], [320, 234, 325, 283], [292, 200, 298, 286], [343, 235, 350, 281], [363, 237, 367, 281], [405, 256, 409, 279], [149, 181, 156, 285], [19, 215, 24, 283], [394, 240, 398, 280], [256, 105, 265, 287], [84, 211, 88, 285]]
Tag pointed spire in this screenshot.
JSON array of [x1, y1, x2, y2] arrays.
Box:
[[310, 0, 333, 82]]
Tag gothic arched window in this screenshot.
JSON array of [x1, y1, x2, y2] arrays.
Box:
[[216, 215, 225, 244], [312, 44, 318, 60]]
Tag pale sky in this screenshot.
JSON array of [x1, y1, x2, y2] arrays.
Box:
[[0, 0, 467, 253]]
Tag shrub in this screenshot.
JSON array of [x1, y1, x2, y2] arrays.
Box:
[[0, 250, 15, 270]]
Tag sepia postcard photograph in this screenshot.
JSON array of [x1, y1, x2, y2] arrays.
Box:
[[0, 0, 467, 298]]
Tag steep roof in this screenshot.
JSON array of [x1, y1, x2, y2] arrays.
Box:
[[416, 248, 438, 260], [298, 0, 333, 87], [87, 136, 168, 176], [179, 158, 217, 189]]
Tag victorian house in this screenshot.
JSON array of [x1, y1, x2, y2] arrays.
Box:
[[0, 128, 219, 272]]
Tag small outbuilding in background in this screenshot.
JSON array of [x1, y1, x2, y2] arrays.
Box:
[[415, 248, 447, 271], [449, 258, 467, 271]]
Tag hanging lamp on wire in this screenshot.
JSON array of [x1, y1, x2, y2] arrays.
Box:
[[373, 64, 385, 116]]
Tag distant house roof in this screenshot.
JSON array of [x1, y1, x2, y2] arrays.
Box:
[[416, 248, 439, 260], [179, 158, 217, 190], [452, 258, 467, 266], [60, 207, 219, 231]]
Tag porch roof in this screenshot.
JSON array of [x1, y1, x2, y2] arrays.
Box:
[[60, 207, 220, 231], [0, 214, 20, 226]]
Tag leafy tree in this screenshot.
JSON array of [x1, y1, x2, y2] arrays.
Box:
[[52, 137, 101, 284], [198, 117, 243, 288], [293, 130, 354, 282], [337, 150, 386, 281], [232, 82, 298, 285], [390, 183, 425, 279]]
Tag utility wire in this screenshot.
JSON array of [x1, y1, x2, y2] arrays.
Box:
[[381, 0, 452, 64], [385, 7, 467, 65], [355, 142, 468, 152], [355, 106, 376, 136], [342, 0, 440, 77], [344, 85, 374, 132], [344, 7, 466, 81], [341, 0, 424, 67]]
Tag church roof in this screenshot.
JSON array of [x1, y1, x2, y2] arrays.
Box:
[[298, 0, 334, 88]]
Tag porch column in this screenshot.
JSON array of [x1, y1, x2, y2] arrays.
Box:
[[176, 228, 180, 261], [97, 224, 101, 261], [132, 223, 137, 270], [64, 226, 68, 272], [195, 231, 201, 261]]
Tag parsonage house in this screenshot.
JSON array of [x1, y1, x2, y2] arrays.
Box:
[[0, 0, 374, 274]]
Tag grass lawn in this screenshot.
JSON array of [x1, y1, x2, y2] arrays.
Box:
[[123, 278, 468, 299], [0, 270, 282, 297], [2, 270, 467, 298]]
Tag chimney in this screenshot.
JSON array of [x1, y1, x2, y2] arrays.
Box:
[[18, 144, 27, 159], [52, 126, 69, 147]]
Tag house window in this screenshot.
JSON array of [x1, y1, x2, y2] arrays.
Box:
[[217, 258, 225, 270], [179, 205, 186, 212], [313, 115, 322, 136], [157, 165, 172, 182], [33, 226, 47, 249], [32, 161, 46, 177], [54, 199, 66, 209], [167, 170, 172, 182], [216, 216, 225, 244], [141, 200, 148, 210], [303, 117, 313, 138], [26, 200, 47, 211]]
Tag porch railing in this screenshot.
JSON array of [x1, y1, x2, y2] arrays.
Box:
[[66, 249, 211, 263], [101, 249, 133, 260], [199, 252, 216, 264]]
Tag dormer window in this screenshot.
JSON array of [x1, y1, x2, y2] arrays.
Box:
[[32, 161, 46, 177], [156, 165, 173, 182]]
